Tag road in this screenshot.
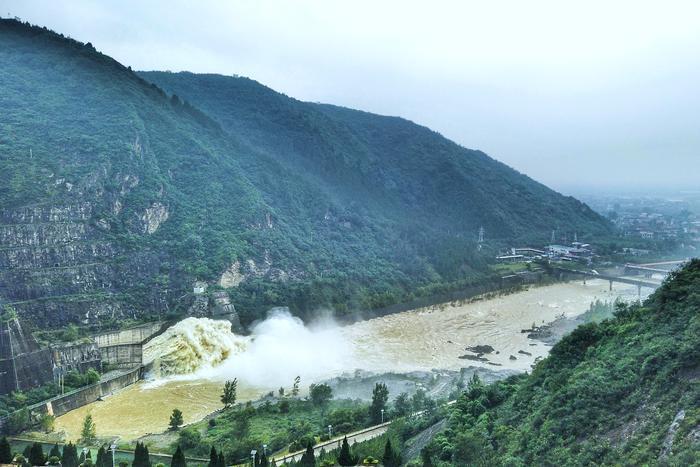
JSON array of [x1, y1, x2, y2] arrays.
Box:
[[271, 421, 392, 464], [270, 401, 456, 465]]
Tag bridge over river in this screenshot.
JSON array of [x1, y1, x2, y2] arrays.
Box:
[[551, 267, 661, 296], [624, 259, 688, 277]]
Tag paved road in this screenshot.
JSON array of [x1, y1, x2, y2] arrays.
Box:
[[271, 421, 392, 464], [271, 401, 456, 465]]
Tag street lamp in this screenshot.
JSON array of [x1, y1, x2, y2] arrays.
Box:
[[250, 449, 257, 467], [328, 425, 332, 438], [381, 409, 385, 423], [110, 444, 117, 467]]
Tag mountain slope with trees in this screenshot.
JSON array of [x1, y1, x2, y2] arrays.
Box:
[[423, 260, 700, 466], [0, 18, 609, 328]]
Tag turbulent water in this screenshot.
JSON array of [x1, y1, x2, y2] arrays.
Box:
[[143, 317, 248, 376], [54, 279, 649, 441]]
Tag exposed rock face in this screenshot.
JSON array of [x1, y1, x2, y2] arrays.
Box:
[[660, 410, 686, 459], [242, 253, 293, 283], [219, 261, 245, 288], [141, 202, 169, 234], [0, 318, 54, 395], [0, 199, 164, 327]]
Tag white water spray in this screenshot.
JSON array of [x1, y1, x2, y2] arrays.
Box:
[[143, 309, 354, 390]]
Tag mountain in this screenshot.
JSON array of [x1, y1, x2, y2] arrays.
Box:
[[425, 260, 700, 466], [0, 19, 609, 329]]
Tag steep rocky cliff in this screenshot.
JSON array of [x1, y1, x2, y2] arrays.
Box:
[[0, 317, 54, 394]]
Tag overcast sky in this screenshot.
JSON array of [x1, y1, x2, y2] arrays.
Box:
[[4, 0, 699, 193]]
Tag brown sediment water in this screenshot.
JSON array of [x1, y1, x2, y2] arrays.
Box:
[[54, 279, 647, 441], [342, 279, 645, 372], [53, 379, 262, 442]]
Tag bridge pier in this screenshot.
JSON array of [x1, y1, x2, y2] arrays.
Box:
[[609, 280, 613, 291], [638, 284, 641, 298]]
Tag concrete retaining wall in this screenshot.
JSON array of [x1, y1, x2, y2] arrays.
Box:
[[0, 366, 144, 435], [99, 343, 143, 369], [94, 322, 162, 347], [95, 322, 164, 369], [46, 366, 143, 417]]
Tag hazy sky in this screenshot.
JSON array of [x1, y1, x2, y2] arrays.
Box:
[[4, 0, 699, 192]]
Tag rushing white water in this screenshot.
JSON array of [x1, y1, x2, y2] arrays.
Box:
[[143, 308, 354, 388], [143, 317, 248, 376]]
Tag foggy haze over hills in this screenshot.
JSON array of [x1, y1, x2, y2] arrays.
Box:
[[4, 0, 699, 193]]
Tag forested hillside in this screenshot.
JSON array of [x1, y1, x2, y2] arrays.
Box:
[[423, 260, 700, 466], [0, 18, 609, 328]]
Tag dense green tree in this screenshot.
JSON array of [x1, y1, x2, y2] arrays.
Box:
[[62, 443, 79, 467], [28, 442, 46, 467], [170, 446, 186, 467], [169, 409, 184, 430], [309, 384, 332, 412], [381, 439, 401, 467], [95, 446, 106, 467], [278, 400, 290, 414], [0, 437, 12, 464], [132, 442, 151, 467], [207, 446, 217, 467], [368, 382, 389, 424], [298, 442, 315, 467], [420, 447, 434, 467], [48, 443, 61, 460], [411, 389, 426, 413], [80, 414, 97, 445], [221, 379, 237, 408], [217, 451, 225, 467], [337, 437, 355, 467], [392, 393, 411, 417]]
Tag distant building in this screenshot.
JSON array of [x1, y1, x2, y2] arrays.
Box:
[[193, 281, 207, 295], [513, 248, 545, 257], [546, 245, 572, 256], [496, 254, 525, 263]]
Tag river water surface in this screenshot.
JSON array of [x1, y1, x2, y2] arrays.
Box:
[[54, 279, 647, 441]]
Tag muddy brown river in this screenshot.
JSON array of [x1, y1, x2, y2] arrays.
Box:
[[54, 279, 647, 441]]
